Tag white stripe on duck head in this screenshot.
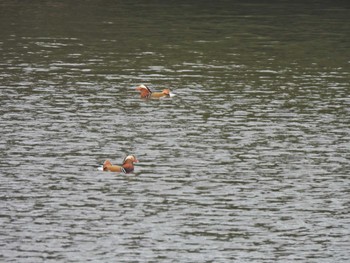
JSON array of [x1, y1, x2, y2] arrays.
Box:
[[123, 154, 139, 164]]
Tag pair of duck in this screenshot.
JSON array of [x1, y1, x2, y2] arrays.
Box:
[[102, 85, 174, 174]]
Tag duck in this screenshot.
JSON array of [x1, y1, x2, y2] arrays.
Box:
[[135, 84, 172, 99], [103, 154, 138, 173]]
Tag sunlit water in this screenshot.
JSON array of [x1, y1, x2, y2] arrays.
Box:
[[1, 1, 349, 262]]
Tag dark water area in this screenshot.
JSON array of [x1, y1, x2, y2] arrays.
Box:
[[1, 1, 349, 262]]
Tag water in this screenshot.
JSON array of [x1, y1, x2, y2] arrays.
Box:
[[1, 1, 349, 262]]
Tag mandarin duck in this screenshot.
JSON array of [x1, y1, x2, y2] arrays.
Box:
[[135, 84, 172, 99], [103, 154, 138, 173]]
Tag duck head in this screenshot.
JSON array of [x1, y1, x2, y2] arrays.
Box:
[[123, 154, 139, 164], [162, 89, 171, 96]]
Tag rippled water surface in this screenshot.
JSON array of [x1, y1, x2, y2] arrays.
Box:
[[1, 1, 349, 262]]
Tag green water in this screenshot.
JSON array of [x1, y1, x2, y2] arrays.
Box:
[[1, 1, 349, 262]]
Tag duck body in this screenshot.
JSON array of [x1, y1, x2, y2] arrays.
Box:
[[136, 85, 171, 99], [103, 155, 138, 173]]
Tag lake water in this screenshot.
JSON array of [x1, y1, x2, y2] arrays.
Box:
[[0, 1, 349, 262]]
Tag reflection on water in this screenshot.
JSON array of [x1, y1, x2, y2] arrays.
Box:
[[1, 1, 349, 262]]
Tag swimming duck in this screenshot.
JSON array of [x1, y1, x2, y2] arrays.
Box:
[[103, 154, 138, 173], [135, 84, 171, 99]]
